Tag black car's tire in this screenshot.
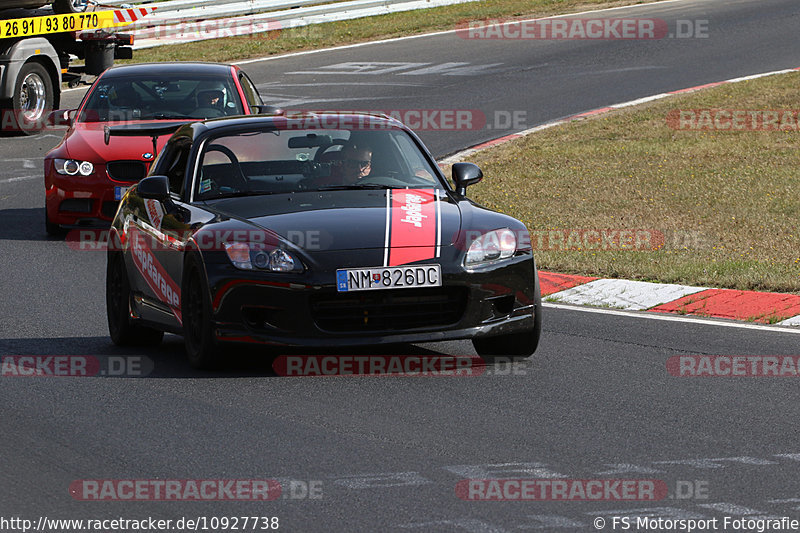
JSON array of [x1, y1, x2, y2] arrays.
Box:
[[10, 62, 53, 135], [472, 277, 542, 359], [44, 210, 65, 237], [53, 0, 89, 14], [106, 251, 164, 346], [182, 256, 220, 369]]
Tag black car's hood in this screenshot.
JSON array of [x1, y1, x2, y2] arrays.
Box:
[[204, 189, 462, 256]]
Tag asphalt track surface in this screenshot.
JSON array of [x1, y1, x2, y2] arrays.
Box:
[[3, 0, 800, 531]]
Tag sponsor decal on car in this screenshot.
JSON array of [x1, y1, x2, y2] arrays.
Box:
[[384, 188, 440, 267], [145, 199, 164, 230], [128, 227, 181, 322]]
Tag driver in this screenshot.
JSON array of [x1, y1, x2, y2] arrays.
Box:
[[197, 90, 222, 108], [193, 84, 227, 118], [338, 143, 372, 184]]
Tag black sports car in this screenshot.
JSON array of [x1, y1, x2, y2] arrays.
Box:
[[106, 113, 542, 368]]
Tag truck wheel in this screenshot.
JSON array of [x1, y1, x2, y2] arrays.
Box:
[[11, 62, 53, 135], [53, 0, 89, 14]]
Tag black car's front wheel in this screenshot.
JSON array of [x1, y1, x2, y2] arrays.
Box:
[[106, 251, 164, 346], [182, 256, 220, 369]]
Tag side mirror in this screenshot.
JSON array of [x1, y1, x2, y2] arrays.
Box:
[[137, 175, 170, 201], [452, 162, 483, 196], [252, 104, 284, 115], [46, 109, 75, 127]]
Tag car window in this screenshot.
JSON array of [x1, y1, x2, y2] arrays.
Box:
[[193, 127, 444, 200], [238, 73, 263, 107], [79, 74, 244, 122]]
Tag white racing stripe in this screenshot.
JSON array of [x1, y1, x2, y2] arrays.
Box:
[[383, 189, 391, 267], [435, 191, 441, 258]]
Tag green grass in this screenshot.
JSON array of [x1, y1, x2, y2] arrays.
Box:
[[457, 72, 800, 293], [127, 0, 666, 63]]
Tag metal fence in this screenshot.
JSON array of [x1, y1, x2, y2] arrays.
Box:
[[96, 0, 479, 49]]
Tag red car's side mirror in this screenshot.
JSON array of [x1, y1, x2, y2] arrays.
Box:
[[46, 109, 76, 127]]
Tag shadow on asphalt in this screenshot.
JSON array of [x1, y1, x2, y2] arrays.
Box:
[[0, 335, 471, 379], [0, 207, 52, 241]]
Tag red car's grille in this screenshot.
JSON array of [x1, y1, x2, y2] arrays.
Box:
[[107, 161, 148, 182]]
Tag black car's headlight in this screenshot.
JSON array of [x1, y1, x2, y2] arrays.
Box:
[[464, 229, 517, 268], [54, 158, 94, 176], [224, 242, 304, 273]]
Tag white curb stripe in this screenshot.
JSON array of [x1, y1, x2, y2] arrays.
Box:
[[546, 278, 707, 311], [777, 315, 800, 326]]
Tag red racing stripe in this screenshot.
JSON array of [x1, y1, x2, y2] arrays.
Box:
[[387, 189, 437, 266]]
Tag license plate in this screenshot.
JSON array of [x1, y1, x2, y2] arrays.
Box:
[[336, 265, 441, 292], [114, 186, 130, 201]]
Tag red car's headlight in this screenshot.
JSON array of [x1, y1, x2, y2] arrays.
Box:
[[54, 158, 94, 176]]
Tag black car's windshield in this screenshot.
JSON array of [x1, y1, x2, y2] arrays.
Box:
[[79, 74, 244, 123], [194, 127, 444, 200]]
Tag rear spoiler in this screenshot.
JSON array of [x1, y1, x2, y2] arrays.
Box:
[[103, 122, 187, 155]]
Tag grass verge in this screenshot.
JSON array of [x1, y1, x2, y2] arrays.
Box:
[[461, 71, 800, 293], [128, 0, 665, 64]]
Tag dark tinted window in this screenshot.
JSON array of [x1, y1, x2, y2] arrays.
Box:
[[79, 74, 244, 122]]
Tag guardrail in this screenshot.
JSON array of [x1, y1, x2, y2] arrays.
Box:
[[93, 0, 479, 49]]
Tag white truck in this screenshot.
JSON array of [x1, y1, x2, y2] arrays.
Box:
[[0, 5, 151, 132]]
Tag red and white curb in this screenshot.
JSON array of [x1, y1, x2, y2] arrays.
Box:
[[539, 272, 800, 326], [438, 67, 800, 328]]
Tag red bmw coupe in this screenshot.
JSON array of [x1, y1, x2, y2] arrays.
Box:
[[43, 62, 266, 235]]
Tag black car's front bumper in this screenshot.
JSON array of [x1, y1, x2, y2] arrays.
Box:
[[206, 252, 538, 348]]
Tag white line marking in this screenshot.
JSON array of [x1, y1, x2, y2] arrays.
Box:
[[234, 0, 687, 66], [0, 175, 38, 184], [543, 302, 800, 334]]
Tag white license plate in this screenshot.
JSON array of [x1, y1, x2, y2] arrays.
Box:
[[336, 265, 441, 292], [114, 186, 130, 200]]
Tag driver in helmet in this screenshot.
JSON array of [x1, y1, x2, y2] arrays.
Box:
[[193, 83, 228, 118]]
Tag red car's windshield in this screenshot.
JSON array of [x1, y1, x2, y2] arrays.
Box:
[[79, 75, 244, 123]]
